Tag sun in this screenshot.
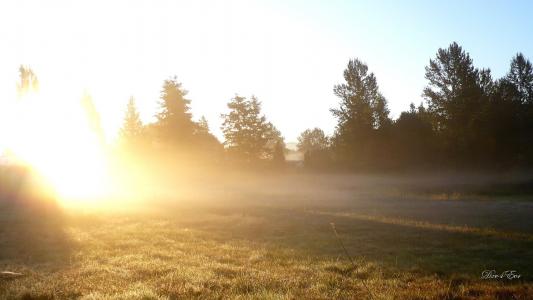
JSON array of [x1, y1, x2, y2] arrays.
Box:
[[0, 88, 111, 205]]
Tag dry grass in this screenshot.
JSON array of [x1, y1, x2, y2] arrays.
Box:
[[1, 173, 533, 299], [309, 211, 533, 242]]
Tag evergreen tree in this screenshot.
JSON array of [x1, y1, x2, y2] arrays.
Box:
[[196, 116, 210, 135], [221, 95, 277, 162], [193, 115, 223, 156], [391, 103, 435, 168], [155, 77, 195, 145], [16, 65, 39, 97], [479, 79, 523, 167], [500, 53, 533, 166], [506, 53, 533, 105], [373, 94, 391, 129], [120, 96, 144, 143]]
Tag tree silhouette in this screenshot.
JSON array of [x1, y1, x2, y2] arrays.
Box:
[[120, 96, 144, 143], [264, 123, 285, 160], [155, 77, 195, 146], [297, 128, 331, 169], [196, 116, 210, 136], [192, 116, 223, 157], [221, 95, 278, 162], [423, 42, 487, 129], [331, 59, 391, 168], [16, 65, 39, 97], [501, 53, 533, 166], [478, 79, 522, 168], [271, 140, 285, 166], [506, 53, 533, 105], [11, 44, 533, 172], [391, 103, 435, 168], [297, 128, 329, 153], [423, 42, 491, 165]]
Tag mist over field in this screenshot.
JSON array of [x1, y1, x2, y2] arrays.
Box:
[[2, 165, 533, 299], [2, 1, 533, 299]]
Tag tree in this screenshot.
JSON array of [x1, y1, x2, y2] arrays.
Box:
[[331, 59, 376, 133], [391, 103, 435, 168], [155, 77, 195, 145], [330, 58, 391, 168], [192, 116, 223, 157], [297, 128, 331, 169], [221, 95, 278, 162], [297, 128, 329, 153], [264, 123, 285, 160], [119, 96, 144, 143], [373, 94, 391, 130], [506, 53, 533, 105], [17, 65, 39, 97], [478, 79, 523, 168], [196, 116, 210, 136], [423, 42, 491, 165], [271, 140, 285, 166], [493, 53, 533, 167], [423, 42, 486, 128]]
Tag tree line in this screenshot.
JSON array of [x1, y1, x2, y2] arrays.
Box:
[[300, 42, 533, 171], [10, 42, 533, 172], [118, 77, 285, 167]]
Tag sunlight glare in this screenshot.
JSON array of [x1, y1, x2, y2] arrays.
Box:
[[0, 88, 111, 205]]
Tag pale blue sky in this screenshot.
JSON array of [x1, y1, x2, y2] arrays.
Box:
[[0, 0, 532, 142]]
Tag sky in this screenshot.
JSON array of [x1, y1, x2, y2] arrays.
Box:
[[1, 0, 532, 143]]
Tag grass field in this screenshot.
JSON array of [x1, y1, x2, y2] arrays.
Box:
[[1, 173, 533, 299]]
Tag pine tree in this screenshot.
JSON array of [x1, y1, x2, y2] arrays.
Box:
[[155, 77, 195, 145], [16, 65, 39, 97], [196, 116, 210, 135], [391, 103, 435, 168], [506, 53, 533, 105], [192, 115, 223, 156], [221, 95, 277, 162], [503, 53, 533, 166], [120, 96, 143, 142]]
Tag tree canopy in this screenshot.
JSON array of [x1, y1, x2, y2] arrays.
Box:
[[120, 96, 144, 144], [9, 42, 533, 172], [155, 77, 195, 145], [221, 95, 282, 163], [330, 59, 391, 168]]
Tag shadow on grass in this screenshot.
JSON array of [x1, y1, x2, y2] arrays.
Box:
[[0, 170, 74, 271], [0, 207, 72, 266], [171, 206, 533, 283], [313, 211, 533, 280]]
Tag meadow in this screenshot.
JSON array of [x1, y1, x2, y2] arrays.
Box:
[[1, 172, 532, 299]]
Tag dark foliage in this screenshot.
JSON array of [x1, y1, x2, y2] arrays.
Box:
[[324, 43, 533, 171]]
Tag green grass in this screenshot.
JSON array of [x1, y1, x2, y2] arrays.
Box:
[[1, 173, 533, 299]]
